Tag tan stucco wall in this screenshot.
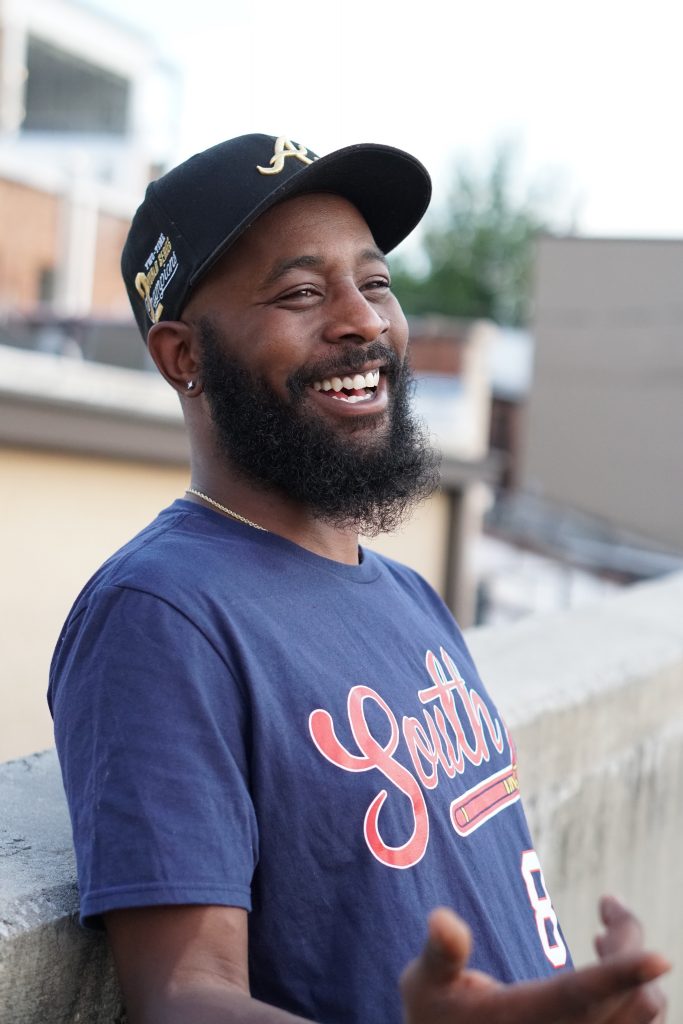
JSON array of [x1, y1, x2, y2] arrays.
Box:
[[1, 446, 189, 762], [364, 491, 450, 597]]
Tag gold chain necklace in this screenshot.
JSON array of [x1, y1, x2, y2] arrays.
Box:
[[185, 488, 267, 532]]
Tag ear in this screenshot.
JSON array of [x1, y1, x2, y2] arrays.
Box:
[[147, 320, 203, 397]]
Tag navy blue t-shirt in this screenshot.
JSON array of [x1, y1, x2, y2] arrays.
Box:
[[49, 500, 570, 1023]]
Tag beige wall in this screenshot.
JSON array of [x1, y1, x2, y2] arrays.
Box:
[[524, 237, 683, 549], [2, 446, 189, 762], [364, 492, 450, 597]]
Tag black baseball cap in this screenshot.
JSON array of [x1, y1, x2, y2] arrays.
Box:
[[121, 133, 432, 340]]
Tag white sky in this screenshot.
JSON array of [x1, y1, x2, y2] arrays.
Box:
[[87, 0, 683, 241]]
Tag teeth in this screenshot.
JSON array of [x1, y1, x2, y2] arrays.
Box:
[[311, 368, 381, 392], [331, 392, 373, 403]]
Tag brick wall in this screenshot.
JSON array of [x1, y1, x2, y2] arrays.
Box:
[[0, 176, 133, 317], [0, 179, 60, 310], [92, 209, 132, 315], [408, 319, 469, 375]]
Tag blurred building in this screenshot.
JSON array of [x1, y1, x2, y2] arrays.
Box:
[[0, 0, 185, 760], [475, 235, 683, 625], [409, 315, 493, 461], [487, 326, 533, 491], [524, 236, 683, 551], [368, 315, 500, 627], [0, 0, 179, 318]]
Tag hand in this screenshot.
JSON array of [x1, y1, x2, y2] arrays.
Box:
[[400, 898, 669, 1023], [593, 896, 667, 1023]]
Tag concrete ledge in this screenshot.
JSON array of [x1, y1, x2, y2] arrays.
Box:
[[468, 570, 683, 1014], [0, 751, 123, 1022], [0, 346, 190, 465], [3, 573, 683, 1021]]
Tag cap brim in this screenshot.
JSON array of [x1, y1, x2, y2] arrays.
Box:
[[189, 142, 431, 290]]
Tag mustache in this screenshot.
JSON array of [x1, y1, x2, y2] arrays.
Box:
[[287, 342, 403, 397]]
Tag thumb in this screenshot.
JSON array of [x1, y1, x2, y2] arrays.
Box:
[[420, 906, 473, 986]]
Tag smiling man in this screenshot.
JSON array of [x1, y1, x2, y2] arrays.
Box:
[[49, 134, 668, 1024], [183, 191, 439, 545]]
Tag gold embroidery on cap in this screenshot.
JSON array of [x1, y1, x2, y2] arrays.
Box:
[[135, 233, 178, 323], [257, 136, 315, 175], [135, 271, 163, 323]]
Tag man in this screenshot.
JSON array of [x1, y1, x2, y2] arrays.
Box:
[[49, 134, 668, 1023]]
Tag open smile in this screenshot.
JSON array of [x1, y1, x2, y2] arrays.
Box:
[[311, 368, 381, 403], [307, 364, 387, 416]]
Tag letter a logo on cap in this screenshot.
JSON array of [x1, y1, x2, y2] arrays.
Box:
[[257, 136, 316, 175]]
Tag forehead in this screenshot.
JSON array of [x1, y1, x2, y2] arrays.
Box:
[[246, 192, 375, 251], [224, 194, 376, 272]]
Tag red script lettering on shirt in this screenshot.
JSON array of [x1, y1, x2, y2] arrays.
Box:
[[308, 646, 518, 868]]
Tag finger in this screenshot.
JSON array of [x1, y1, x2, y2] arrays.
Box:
[[595, 895, 645, 959], [487, 951, 670, 1023], [597, 980, 668, 1024], [600, 895, 644, 942], [420, 906, 473, 986]]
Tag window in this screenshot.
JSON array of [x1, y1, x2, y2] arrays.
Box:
[[23, 36, 130, 135]]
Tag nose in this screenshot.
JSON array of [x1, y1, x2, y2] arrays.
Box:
[[323, 282, 389, 345]]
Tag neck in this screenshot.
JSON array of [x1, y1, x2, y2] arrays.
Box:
[[186, 459, 361, 565]]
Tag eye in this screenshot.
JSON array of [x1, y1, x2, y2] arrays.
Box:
[[289, 286, 319, 298], [274, 285, 322, 304], [362, 277, 391, 293]]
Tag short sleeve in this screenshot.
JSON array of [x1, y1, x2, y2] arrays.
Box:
[[50, 584, 258, 927]]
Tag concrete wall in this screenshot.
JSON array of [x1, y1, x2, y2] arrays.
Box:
[[524, 236, 683, 550], [2, 573, 682, 1022], [468, 572, 683, 997], [0, 751, 122, 1022]]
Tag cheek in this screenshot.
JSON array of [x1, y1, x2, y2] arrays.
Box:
[[389, 303, 410, 358], [255, 341, 308, 399], [215, 313, 298, 379]]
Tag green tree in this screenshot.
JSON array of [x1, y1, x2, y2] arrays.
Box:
[[390, 144, 556, 327]]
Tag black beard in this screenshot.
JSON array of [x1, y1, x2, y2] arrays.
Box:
[[197, 317, 441, 536]]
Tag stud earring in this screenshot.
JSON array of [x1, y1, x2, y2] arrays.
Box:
[[186, 380, 196, 391]]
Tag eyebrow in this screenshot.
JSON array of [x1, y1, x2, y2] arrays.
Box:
[[259, 247, 389, 290]]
